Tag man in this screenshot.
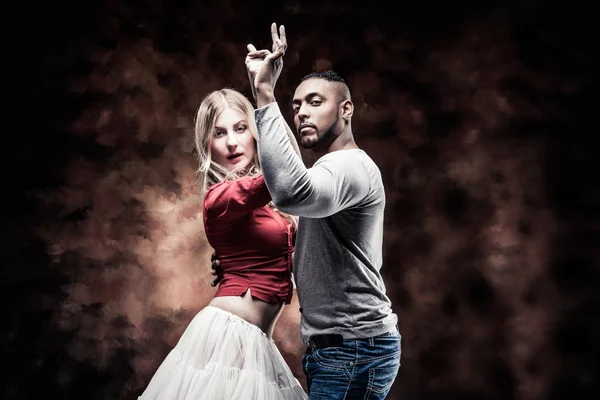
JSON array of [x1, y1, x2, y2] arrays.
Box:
[[215, 23, 401, 399]]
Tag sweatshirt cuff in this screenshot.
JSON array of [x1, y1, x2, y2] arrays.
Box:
[[255, 101, 283, 125]]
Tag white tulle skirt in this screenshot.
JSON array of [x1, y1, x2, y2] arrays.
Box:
[[138, 305, 307, 400]]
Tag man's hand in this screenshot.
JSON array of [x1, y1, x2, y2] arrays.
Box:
[[210, 251, 223, 287], [245, 23, 287, 104]]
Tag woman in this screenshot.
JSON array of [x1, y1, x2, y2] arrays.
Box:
[[138, 88, 307, 400]]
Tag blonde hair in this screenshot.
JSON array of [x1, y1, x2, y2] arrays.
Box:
[[195, 88, 260, 193], [194, 88, 296, 225]]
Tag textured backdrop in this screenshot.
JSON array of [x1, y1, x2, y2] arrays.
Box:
[[4, 0, 597, 399]]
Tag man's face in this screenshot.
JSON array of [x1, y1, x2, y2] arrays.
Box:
[[292, 78, 343, 150]]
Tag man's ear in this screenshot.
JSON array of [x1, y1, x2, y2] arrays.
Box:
[[341, 100, 354, 121]]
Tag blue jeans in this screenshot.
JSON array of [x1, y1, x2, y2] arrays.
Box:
[[302, 328, 401, 399]]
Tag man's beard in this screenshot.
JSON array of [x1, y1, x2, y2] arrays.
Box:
[[299, 115, 339, 150]]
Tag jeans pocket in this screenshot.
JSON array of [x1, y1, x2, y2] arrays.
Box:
[[314, 346, 354, 369], [368, 360, 400, 395]]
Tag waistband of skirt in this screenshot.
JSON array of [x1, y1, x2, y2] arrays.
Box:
[[203, 305, 273, 341]]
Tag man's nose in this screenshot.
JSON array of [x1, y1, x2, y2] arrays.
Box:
[[297, 103, 310, 119]]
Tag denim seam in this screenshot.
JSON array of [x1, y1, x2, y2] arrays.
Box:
[[354, 349, 401, 365], [313, 352, 352, 380], [366, 367, 393, 395], [342, 341, 360, 400], [302, 355, 312, 379], [365, 368, 375, 398], [342, 364, 355, 400]]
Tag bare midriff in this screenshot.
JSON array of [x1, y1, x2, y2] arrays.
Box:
[[208, 288, 284, 339]]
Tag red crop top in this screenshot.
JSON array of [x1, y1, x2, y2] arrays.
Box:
[[203, 174, 295, 304]]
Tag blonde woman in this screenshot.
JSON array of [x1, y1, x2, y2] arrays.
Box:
[[138, 88, 307, 400]]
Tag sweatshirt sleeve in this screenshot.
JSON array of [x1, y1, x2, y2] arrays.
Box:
[[255, 102, 370, 218]]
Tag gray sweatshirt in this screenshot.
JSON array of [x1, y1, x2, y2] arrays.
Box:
[[255, 102, 398, 342]]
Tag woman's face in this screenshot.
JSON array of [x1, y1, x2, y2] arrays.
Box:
[[209, 107, 256, 172]]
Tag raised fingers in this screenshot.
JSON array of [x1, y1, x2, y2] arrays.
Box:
[[270, 22, 278, 45], [279, 25, 287, 50], [270, 23, 287, 52]]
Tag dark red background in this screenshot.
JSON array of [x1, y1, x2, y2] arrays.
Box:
[[4, 0, 597, 399]]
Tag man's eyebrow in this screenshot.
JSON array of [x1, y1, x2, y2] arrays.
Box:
[[292, 92, 323, 104]]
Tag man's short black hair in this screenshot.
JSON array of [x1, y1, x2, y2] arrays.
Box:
[[301, 70, 347, 84], [300, 70, 351, 101]]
